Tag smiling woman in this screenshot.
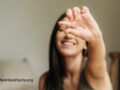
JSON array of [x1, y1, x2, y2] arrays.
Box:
[[39, 6, 112, 90]]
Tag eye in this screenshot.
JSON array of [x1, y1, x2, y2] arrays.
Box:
[[58, 28, 64, 32]]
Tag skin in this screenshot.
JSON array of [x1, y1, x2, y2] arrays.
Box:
[[39, 6, 112, 90]]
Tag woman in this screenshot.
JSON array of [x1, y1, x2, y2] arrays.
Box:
[[39, 6, 112, 90]]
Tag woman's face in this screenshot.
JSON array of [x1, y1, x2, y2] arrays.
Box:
[[56, 17, 86, 56]]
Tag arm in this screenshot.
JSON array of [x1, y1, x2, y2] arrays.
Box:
[[85, 37, 112, 90], [86, 37, 106, 78]]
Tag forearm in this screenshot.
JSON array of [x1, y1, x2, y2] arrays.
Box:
[[88, 37, 106, 63], [86, 37, 107, 78]]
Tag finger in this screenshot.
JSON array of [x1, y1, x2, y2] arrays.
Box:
[[66, 28, 90, 41], [66, 8, 73, 21], [72, 7, 80, 16], [72, 7, 80, 20], [81, 6, 88, 14], [58, 21, 76, 28], [81, 6, 99, 29], [75, 14, 86, 29]]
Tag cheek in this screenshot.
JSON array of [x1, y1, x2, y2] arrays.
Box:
[[56, 32, 60, 40], [76, 38, 86, 49], [56, 32, 63, 46]]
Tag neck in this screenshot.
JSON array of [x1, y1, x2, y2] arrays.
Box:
[[62, 53, 83, 79]]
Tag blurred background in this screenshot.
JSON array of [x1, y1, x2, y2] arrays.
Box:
[[0, 0, 120, 90]]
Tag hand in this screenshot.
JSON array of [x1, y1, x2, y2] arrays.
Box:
[[58, 6, 102, 44]]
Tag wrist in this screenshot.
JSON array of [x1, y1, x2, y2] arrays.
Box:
[[89, 30, 103, 46], [88, 36, 105, 53]]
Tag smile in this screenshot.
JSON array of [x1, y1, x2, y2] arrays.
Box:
[[61, 40, 76, 47]]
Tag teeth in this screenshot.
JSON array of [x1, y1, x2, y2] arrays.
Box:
[[62, 42, 73, 46]]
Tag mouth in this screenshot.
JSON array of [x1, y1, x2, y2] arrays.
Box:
[[61, 40, 76, 47]]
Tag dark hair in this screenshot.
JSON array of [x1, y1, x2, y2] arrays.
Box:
[[44, 12, 88, 90]]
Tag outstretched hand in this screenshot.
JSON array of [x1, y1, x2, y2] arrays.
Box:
[[58, 6, 102, 44]]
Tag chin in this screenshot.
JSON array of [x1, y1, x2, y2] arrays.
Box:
[[58, 49, 79, 56]]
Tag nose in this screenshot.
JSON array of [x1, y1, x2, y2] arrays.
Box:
[[63, 30, 73, 39]]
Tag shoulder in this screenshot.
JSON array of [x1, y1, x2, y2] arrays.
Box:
[[39, 71, 49, 90]]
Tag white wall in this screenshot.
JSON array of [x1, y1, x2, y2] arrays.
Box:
[[0, 0, 120, 89]]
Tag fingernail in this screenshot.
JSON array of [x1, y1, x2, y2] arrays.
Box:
[[81, 10, 85, 14]]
